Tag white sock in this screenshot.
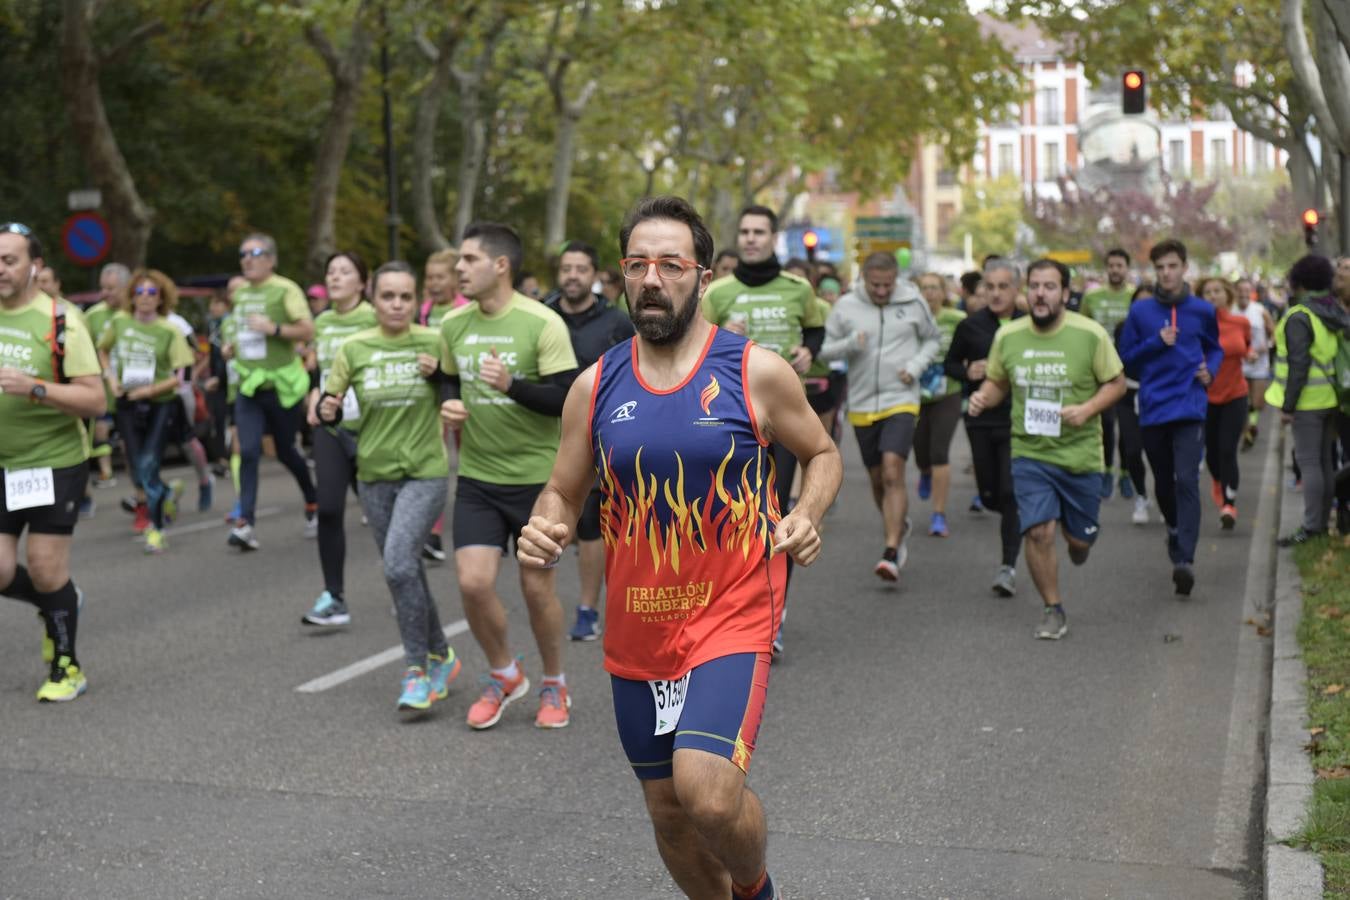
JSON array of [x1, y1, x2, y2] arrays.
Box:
[[542, 673, 566, 687], [491, 660, 521, 681]]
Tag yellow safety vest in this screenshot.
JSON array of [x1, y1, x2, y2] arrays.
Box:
[[1265, 303, 1337, 411]]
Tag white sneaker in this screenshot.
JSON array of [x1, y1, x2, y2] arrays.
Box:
[[1132, 496, 1150, 525], [303, 515, 318, 539], [228, 523, 260, 551]]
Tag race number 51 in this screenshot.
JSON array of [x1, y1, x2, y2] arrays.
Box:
[[648, 671, 691, 736], [4, 467, 55, 511]]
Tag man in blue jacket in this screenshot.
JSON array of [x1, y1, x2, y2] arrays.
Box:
[[1118, 238, 1223, 597]]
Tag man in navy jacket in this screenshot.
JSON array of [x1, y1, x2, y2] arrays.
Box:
[[1118, 238, 1223, 597]]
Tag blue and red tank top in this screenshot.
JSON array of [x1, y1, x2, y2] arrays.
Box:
[[588, 326, 787, 680]]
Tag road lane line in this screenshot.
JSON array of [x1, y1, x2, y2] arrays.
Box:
[[295, 620, 472, 693], [1210, 426, 1281, 869], [133, 506, 282, 541]]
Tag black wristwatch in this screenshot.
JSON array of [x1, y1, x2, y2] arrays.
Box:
[[273, 322, 283, 337], [29, 381, 47, 404]]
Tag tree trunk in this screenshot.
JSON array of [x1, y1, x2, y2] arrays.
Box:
[[59, 0, 154, 268], [303, 9, 374, 281], [411, 30, 461, 253], [452, 77, 489, 241], [544, 109, 581, 253], [1311, 0, 1350, 155]]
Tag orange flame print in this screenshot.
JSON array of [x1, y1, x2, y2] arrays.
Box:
[[596, 437, 780, 576], [699, 375, 720, 416]]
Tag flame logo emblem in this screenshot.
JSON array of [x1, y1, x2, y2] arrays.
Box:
[[699, 376, 720, 417]]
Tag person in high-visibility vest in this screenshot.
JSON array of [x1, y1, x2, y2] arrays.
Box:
[[1268, 255, 1349, 545]]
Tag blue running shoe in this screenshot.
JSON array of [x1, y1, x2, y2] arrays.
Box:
[[929, 511, 949, 537], [397, 667, 432, 713], [226, 499, 241, 526], [302, 591, 350, 627], [428, 651, 462, 700], [969, 494, 984, 513], [568, 606, 601, 642], [1099, 472, 1113, 499], [198, 476, 214, 512], [1118, 474, 1134, 499], [918, 472, 932, 501]]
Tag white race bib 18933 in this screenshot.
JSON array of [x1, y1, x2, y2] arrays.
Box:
[[4, 467, 55, 511], [648, 671, 691, 736]]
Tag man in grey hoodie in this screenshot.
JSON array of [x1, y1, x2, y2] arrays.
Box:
[[821, 252, 942, 581]]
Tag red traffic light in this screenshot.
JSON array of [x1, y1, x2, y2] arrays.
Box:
[[1122, 70, 1146, 114], [802, 230, 820, 249], [1124, 72, 1142, 90], [1302, 208, 1319, 227]]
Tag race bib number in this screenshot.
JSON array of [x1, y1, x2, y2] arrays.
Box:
[[5, 467, 55, 512], [341, 387, 360, 421], [1024, 387, 1062, 437], [121, 353, 156, 388], [648, 672, 691, 736], [238, 328, 266, 361]]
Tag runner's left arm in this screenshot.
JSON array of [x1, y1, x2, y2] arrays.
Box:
[[748, 345, 842, 565], [518, 365, 600, 568]]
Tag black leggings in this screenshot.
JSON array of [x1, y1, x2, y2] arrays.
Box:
[[1205, 396, 1248, 503], [966, 423, 1020, 567], [914, 393, 962, 469], [236, 388, 316, 525], [1115, 388, 1148, 498], [312, 425, 359, 598], [1101, 401, 1118, 470]]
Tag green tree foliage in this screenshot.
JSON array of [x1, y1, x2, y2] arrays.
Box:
[[2, 0, 1020, 289], [950, 176, 1025, 261]]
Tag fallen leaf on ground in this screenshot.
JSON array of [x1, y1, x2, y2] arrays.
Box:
[[1314, 605, 1344, 619], [1310, 726, 1326, 736], [1322, 684, 1345, 695], [1315, 766, 1350, 779]]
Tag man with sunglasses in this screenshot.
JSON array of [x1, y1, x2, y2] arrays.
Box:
[[0, 223, 106, 701], [221, 233, 317, 551], [439, 222, 580, 730], [519, 196, 841, 900], [700, 205, 824, 657]]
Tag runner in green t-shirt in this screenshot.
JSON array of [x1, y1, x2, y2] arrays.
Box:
[[914, 273, 968, 538], [84, 262, 130, 489], [438, 222, 579, 730], [0, 223, 106, 703], [698, 205, 826, 658], [318, 261, 461, 714], [969, 258, 1126, 642], [300, 252, 379, 629], [221, 232, 317, 552], [98, 271, 196, 554], [1079, 248, 1136, 498]]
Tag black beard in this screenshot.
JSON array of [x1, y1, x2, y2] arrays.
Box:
[[630, 281, 701, 345], [1031, 307, 1060, 328]]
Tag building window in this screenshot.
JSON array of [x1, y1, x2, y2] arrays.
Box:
[[937, 165, 957, 187], [998, 143, 1015, 176], [1252, 139, 1268, 172], [937, 202, 957, 245], [1038, 87, 1061, 125], [1211, 138, 1228, 176], [1043, 141, 1061, 180], [1168, 140, 1186, 175]]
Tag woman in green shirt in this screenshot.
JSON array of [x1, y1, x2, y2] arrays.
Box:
[[98, 270, 196, 554], [318, 262, 460, 715]]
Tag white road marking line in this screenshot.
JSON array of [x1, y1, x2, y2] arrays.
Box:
[[295, 620, 472, 693], [1210, 429, 1281, 869], [132, 506, 282, 541]]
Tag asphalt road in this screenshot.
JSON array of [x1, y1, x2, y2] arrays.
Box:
[[0, 424, 1274, 899]]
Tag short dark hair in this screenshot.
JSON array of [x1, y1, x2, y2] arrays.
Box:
[[981, 253, 1003, 268], [559, 240, 598, 271], [739, 204, 778, 233], [1027, 258, 1071, 288], [1149, 238, 1188, 264], [371, 260, 416, 295], [862, 251, 898, 274], [715, 249, 738, 265], [324, 250, 369, 286], [959, 271, 983, 294], [784, 257, 810, 276], [1105, 248, 1130, 265], [1287, 254, 1334, 293], [463, 221, 524, 278], [619, 196, 714, 270]]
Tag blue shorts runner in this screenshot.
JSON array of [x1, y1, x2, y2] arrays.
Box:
[[611, 652, 770, 781], [1011, 456, 1102, 545]]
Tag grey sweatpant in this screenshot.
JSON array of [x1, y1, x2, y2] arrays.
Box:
[[1292, 409, 1337, 533], [359, 478, 449, 668]]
